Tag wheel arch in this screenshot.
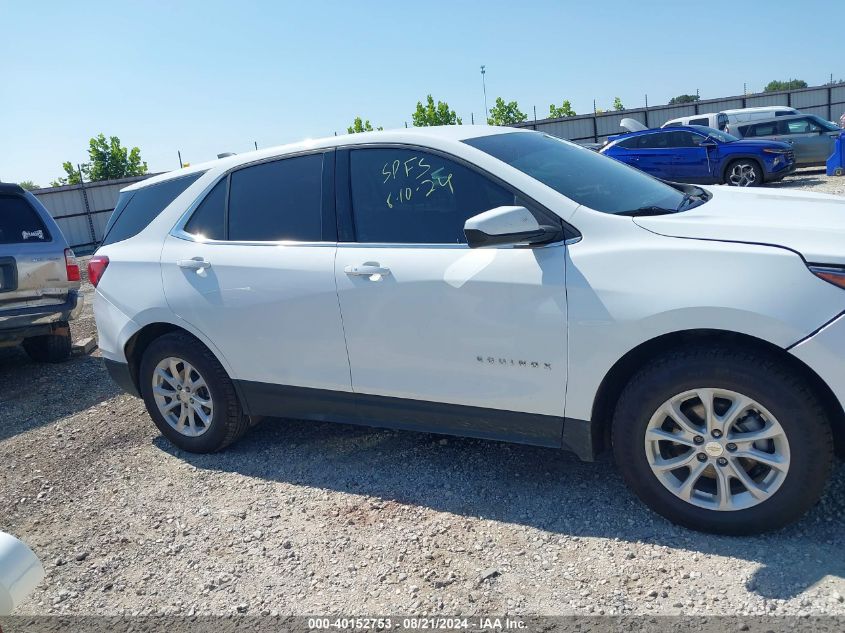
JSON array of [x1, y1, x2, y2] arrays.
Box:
[[721, 155, 765, 183], [122, 321, 250, 415], [590, 328, 845, 457]]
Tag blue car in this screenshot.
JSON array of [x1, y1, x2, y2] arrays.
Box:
[[600, 125, 795, 187]]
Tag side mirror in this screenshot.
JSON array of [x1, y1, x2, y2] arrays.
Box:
[[0, 531, 45, 615], [464, 206, 560, 249], [700, 139, 718, 148]]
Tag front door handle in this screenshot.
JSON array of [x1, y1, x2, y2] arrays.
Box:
[[344, 264, 391, 279], [177, 257, 212, 271]]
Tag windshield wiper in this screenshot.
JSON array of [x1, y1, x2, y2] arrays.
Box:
[[677, 193, 696, 211], [617, 206, 678, 217]]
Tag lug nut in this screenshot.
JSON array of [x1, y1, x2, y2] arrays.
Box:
[[712, 429, 723, 438], [693, 435, 705, 445], [189, 398, 194, 404], [726, 443, 737, 452], [697, 453, 707, 462], [177, 385, 182, 391], [717, 457, 728, 466]]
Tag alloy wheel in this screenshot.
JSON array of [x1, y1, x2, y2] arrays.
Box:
[[644, 388, 790, 511], [728, 163, 758, 187], [152, 356, 214, 437]]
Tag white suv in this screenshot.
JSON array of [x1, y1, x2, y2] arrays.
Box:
[[91, 126, 845, 535]]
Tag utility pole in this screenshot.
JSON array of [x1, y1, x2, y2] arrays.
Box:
[[644, 94, 648, 108], [480, 65, 488, 122], [254, 141, 258, 150], [177, 151, 183, 168]]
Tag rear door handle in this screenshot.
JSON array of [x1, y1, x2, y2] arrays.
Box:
[[344, 264, 391, 278], [177, 257, 211, 270]]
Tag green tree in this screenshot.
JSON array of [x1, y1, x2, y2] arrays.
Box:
[[52, 134, 147, 186], [51, 163, 82, 187], [613, 97, 625, 111], [412, 95, 461, 126], [764, 79, 808, 92], [548, 100, 576, 118], [668, 94, 700, 105], [487, 97, 527, 126], [18, 180, 39, 191], [347, 117, 382, 134]]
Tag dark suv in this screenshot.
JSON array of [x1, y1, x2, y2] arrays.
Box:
[[0, 183, 82, 362]]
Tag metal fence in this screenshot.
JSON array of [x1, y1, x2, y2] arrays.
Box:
[[513, 83, 845, 143], [31, 175, 154, 253]]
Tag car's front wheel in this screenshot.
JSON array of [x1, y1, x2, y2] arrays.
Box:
[[725, 159, 763, 187], [612, 345, 833, 535], [139, 332, 250, 453]]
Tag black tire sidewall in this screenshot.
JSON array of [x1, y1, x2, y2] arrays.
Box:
[[613, 350, 832, 535], [139, 334, 236, 453], [23, 332, 72, 363]]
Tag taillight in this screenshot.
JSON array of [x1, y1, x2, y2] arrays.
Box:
[[64, 248, 80, 282], [87, 255, 110, 288], [809, 265, 845, 290]]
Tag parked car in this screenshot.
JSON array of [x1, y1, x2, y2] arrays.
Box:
[[0, 183, 82, 362], [661, 113, 730, 131], [662, 107, 800, 134], [601, 125, 795, 186], [721, 106, 799, 124], [91, 126, 845, 535], [734, 114, 842, 166]]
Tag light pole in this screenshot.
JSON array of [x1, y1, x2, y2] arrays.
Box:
[[480, 65, 488, 122]]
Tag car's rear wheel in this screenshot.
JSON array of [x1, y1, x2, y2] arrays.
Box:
[[139, 332, 249, 453], [22, 322, 72, 363], [612, 345, 833, 535], [725, 159, 762, 187]]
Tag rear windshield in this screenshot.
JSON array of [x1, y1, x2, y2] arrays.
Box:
[[102, 173, 203, 246], [0, 194, 51, 244], [464, 132, 685, 215]]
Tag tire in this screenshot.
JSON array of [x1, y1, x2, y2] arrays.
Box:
[[725, 159, 763, 187], [612, 345, 833, 535], [22, 325, 72, 363], [139, 331, 250, 453]]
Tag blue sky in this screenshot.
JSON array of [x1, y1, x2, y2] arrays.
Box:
[[2, 0, 843, 186]]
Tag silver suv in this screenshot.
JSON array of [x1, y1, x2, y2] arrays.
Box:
[[0, 183, 82, 362], [734, 114, 841, 166]]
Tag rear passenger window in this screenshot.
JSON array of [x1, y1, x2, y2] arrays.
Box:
[[185, 179, 226, 240], [637, 133, 669, 149], [228, 154, 323, 242], [102, 173, 203, 246], [0, 195, 50, 243], [349, 148, 515, 244], [688, 118, 708, 126]]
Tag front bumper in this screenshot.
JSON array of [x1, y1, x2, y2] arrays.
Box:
[[790, 311, 845, 414], [765, 159, 797, 182], [0, 290, 83, 343]]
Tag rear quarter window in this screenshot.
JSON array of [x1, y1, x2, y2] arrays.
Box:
[[102, 173, 203, 246], [0, 195, 51, 244]]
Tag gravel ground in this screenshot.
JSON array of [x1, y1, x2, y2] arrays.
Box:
[[2, 172, 845, 618]]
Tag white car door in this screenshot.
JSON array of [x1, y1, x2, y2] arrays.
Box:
[[334, 147, 569, 433], [161, 151, 352, 398]]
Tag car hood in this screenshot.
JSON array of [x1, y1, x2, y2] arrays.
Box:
[[633, 186, 845, 265]]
